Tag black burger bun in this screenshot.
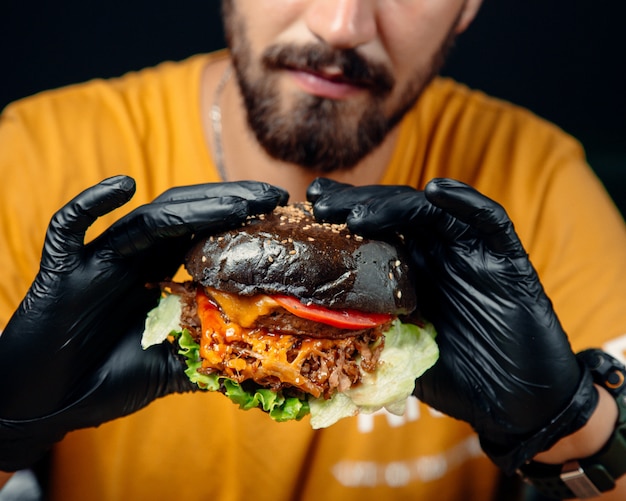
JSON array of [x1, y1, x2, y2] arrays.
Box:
[[185, 203, 417, 315]]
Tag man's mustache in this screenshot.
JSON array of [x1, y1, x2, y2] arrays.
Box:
[[261, 43, 395, 95]]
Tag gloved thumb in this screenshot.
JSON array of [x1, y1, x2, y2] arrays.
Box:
[[42, 176, 136, 269]]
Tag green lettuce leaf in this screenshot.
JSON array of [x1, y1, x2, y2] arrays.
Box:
[[141, 293, 183, 350]]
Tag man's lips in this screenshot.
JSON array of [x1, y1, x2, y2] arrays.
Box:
[[287, 68, 368, 100]]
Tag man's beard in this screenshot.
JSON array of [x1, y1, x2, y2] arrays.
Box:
[[222, 1, 456, 173]]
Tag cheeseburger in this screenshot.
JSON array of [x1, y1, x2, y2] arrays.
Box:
[[142, 203, 438, 428]]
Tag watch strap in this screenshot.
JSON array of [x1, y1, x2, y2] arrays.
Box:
[[481, 365, 597, 475], [519, 349, 626, 499]]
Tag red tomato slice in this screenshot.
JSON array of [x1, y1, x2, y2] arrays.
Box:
[[196, 287, 221, 327], [196, 287, 216, 311], [273, 295, 392, 330]]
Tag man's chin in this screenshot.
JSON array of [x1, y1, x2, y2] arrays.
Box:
[[258, 139, 375, 174], [251, 114, 391, 173]]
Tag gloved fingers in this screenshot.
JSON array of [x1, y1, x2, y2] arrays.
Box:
[[425, 178, 526, 256], [306, 177, 354, 203], [342, 190, 438, 237], [309, 178, 526, 257], [41, 176, 136, 268], [152, 180, 289, 212], [100, 195, 257, 258], [308, 179, 416, 224], [89, 323, 197, 410]]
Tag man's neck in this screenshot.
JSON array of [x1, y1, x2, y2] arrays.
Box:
[[201, 58, 399, 202]]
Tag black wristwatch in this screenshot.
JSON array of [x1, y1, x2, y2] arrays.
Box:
[[518, 349, 626, 499]]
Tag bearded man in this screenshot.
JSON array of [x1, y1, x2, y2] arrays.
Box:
[[1, 2, 626, 500]]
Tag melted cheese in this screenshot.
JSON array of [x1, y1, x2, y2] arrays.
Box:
[[207, 288, 280, 327], [197, 289, 358, 398]]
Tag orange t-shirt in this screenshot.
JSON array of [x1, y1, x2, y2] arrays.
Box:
[[2, 52, 626, 501]]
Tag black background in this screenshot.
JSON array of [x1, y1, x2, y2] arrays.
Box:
[[2, 0, 625, 212]]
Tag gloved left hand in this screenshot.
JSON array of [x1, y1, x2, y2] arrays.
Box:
[[308, 177, 598, 474], [0, 175, 288, 471]]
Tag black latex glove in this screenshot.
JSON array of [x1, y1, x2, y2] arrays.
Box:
[[308, 177, 597, 474], [0, 175, 288, 471]]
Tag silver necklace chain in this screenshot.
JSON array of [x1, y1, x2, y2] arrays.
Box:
[[210, 65, 233, 181]]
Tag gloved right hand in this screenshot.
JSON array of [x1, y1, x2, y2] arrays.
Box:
[[0, 175, 288, 471], [308, 177, 597, 474]]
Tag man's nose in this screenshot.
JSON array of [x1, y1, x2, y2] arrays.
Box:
[[305, 0, 378, 49]]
